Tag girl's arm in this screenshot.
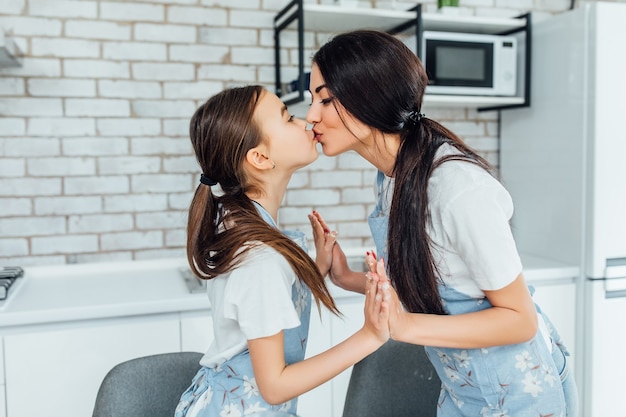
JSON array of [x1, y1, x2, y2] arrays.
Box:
[[309, 210, 368, 294], [385, 272, 538, 349], [247, 272, 390, 405]]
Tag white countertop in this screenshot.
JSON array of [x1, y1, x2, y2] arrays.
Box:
[[0, 251, 579, 330], [0, 258, 203, 329]]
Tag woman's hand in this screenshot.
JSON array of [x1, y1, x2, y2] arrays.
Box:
[[363, 260, 391, 344], [308, 210, 337, 277], [366, 257, 407, 342]]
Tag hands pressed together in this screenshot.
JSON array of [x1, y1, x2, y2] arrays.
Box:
[[308, 210, 406, 346]]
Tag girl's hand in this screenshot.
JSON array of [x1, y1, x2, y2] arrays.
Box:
[[363, 261, 391, 344], [308, 210, 337, 277]]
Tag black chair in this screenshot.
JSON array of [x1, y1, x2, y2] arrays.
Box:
[[342, 340, 441, 417], [92, 351, 202, 417]]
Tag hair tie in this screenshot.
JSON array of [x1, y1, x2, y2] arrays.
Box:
[[200, 173, 218, 186], [399, 110, 425, 130], [407, 110, 425, 125]]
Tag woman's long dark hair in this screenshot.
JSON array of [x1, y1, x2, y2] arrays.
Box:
[[187, 85, 339, 316], [313, 30, 494, 315]]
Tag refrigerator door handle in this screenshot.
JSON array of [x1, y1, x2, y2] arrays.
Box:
[[604, 278, 626, 299], [603, 259, 626, 298], [605, 258, 626, 279]]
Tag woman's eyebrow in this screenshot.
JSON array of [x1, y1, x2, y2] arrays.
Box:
[[314, 84, 327, 94]]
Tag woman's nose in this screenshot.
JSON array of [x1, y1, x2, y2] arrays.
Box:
[[305, 105, 318, 125]]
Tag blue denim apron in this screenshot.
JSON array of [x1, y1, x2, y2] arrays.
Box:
[[368, 171, 572, 416], [175, 203, 312, 417]]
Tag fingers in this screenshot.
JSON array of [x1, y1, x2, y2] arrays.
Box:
[[308, 213, 323, 239], [311, 209, 331, 231], [308, 210, 337, 246], [365, 250, 376, 272], [364, 270, 391, 342]]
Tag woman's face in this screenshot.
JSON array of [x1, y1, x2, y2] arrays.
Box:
[[306, 63, 371, 156], [254, 90, 318, 172]]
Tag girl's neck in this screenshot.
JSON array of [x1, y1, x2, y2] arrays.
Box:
[[246, 178, 289, 224]]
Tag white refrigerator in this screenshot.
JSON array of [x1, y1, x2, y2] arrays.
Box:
[[499, 2, 626, 416]]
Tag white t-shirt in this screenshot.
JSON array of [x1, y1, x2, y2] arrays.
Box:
[[381, 147, 522, 296], [200, 244, 301, 368], [427, 152, 523, 296], [381, 145, 552, 350]]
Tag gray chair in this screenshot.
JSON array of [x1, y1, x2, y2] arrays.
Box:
[[342, 340, 441, 417], [92, 351, 202, 417]]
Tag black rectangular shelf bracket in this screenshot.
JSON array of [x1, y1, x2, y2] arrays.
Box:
[[273, 2, 531, 113]]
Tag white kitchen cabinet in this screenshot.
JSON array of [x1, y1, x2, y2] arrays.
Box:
[[531, 278, 577, 363], [0, 257, 577, 417], [329, 296, 366, 417], [3, 315, 180, 417], [298, 293, 365, 417], [522, 253, 579, 367], [298, 306, 333, 417], [0, 338, 5, 417], [0, 390, 5, 417], [180, 309, 213, 353]]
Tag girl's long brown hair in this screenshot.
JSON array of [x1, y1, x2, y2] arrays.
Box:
[[187, 85, 339, 316], [314, 31, 494, 315]]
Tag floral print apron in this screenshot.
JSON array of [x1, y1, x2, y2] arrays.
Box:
[[174, 204, 312, 417], [368, 171, 571, 417]]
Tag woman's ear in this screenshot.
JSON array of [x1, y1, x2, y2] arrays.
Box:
[[245, 146, 274, 171]]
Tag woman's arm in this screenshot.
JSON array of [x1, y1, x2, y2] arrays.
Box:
[[247, 272, 390, 404], [386, 272, 538, 349]]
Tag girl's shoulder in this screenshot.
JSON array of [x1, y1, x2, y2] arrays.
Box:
[[218, 242, 297, 296], [238, 242, 292, 271]]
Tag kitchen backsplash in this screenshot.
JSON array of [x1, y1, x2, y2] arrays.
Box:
[[0, 0, 591, 266]]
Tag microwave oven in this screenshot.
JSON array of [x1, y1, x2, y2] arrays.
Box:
[[420, 31, 517, 96]]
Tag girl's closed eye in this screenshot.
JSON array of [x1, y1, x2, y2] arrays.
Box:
[[320, 97, 335, 105]]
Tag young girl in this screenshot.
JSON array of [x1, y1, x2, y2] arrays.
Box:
[[175, 85, 390, 417], [306, 31, 578, 417]]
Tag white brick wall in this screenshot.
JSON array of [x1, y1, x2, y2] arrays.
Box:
[[0, 0, 574, 266]]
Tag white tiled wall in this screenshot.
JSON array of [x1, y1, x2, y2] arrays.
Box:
[[0, 0, 602, 266]]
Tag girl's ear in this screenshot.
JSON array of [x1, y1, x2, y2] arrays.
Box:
[[245, 146, 274, 171]]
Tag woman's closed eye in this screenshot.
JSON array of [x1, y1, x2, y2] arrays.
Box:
[[320, 97, 335, 105]]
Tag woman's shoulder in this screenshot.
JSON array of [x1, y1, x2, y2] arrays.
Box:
[[428, 149, 511, 214], [430, 157, 497, 197]]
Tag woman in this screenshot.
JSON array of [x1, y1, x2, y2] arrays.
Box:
[[307, 30, 578, 417], [176, 85, 390, 417]]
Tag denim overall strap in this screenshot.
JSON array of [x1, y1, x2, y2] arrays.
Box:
[[174, 202, 312, 417], [366, 173, 570, 416]]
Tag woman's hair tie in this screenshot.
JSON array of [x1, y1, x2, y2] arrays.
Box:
[[407, 110, 425, 125], [200, 173, 218, 186], [400, 110, 425, 130]]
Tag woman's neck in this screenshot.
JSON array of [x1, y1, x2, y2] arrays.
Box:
[[357, 132, 401, 176]]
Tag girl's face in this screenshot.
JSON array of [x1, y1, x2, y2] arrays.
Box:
[[306, 63, 371, 156], [254, 90, 318, 172]]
